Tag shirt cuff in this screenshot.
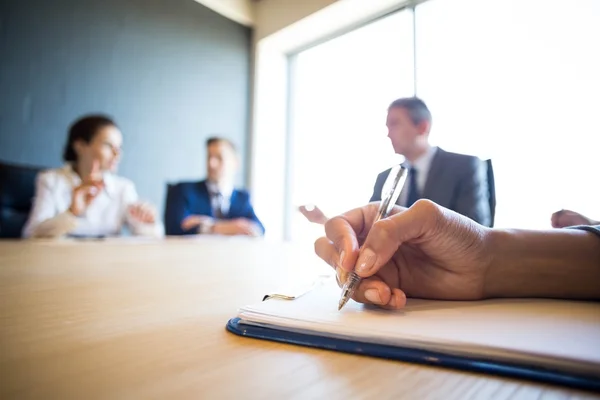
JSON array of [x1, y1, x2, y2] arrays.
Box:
[[569, 225, 600, 239], [30, 211, 79, 238], [199, 218, 215, 234]]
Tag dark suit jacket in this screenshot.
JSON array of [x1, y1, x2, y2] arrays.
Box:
[[370, 148, 492, 227], [164, 180, 265, 236]]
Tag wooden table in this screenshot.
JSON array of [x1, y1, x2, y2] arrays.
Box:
[[0, 238, 598, 400]]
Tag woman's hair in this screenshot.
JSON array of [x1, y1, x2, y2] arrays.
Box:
[[62, 115, 117, 162]]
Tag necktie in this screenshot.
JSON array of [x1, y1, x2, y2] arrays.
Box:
[[406, 167, 420, 207], [212, 191, 224, 219]]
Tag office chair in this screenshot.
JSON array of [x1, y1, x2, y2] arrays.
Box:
[[163, 183, 177, 235], [0, 161, 44, 238]]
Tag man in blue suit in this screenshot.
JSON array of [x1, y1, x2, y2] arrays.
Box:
[[165, 137, 264, 236]]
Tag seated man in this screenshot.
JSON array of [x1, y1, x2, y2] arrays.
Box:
[[301, 97, 492, 227], [165, 137, 264, 236]]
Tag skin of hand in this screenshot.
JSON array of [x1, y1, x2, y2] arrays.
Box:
[[551, 209, 595, 228], [299, 204, 328, 225], [69, 160, 105, 216], [181, 215, 213, 231], [128, 202, 157, 224], [213, 218, 261, 236]]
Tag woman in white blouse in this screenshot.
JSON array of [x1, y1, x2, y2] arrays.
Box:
[[22, 115, 163, 238]]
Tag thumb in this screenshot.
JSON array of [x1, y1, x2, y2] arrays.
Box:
[[82, 187, 100, 205], [81, 184, 100, 198], [354, 200, 440, 277], [181, 215, 197, 228]]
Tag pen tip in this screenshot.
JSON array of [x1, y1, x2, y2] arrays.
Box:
[[338, 297, 348, 311]]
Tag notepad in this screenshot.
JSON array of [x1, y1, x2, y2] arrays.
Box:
[[229, 281, 600, 388]]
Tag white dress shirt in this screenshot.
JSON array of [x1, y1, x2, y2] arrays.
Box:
[[398, 146, 438, 207], [199, 180, 262, 235], [22, 165, 164, 238]]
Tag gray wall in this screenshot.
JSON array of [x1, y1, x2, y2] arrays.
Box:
[[0, 0, 251, 214]]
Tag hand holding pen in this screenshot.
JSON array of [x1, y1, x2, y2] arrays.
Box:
[[316, 197, 600, 309], [336, 165, 409, 310]]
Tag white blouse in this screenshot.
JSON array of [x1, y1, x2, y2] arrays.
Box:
[[22, 165, 163, 238]]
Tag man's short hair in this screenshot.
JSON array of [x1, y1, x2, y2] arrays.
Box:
[[388, 97, 432, 126], [206, 137, 236, 153]]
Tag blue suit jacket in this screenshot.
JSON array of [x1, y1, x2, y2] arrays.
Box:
[[164, 180, 265, 236]]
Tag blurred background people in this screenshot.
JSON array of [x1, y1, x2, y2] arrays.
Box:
[[22, 115, 163, 238], [164, 137, 264, 236]]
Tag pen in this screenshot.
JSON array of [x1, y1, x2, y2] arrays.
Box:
[[338, 164, 409, 311]]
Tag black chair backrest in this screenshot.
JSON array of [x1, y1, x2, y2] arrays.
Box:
[[0, 161, 44, 238], [485, 159, 496, 227], [163, 183, 176, 235]]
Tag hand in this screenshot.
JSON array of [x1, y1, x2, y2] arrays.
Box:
[[181, 215, 213, 232], [299, 204, 328, 224], [551, 209, 594, 228], [213, 218, 261, 236], [69, 160, 104, 216], [128, 202, 157, 224], [315, 200, 492, 309]]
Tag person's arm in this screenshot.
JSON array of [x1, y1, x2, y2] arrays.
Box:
[[123, 182, 164, 237], [485, 227, 600, 299], [315, 200, 600, 309], [453, 157, 491, 227], [23, 172, 79, 238], [238, 192, 265, 235], [164, 184, 193, 235]]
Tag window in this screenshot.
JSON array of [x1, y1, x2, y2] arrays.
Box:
[[416, 0, 600, 228], [285, 0, 599, 241], [288, 10, 414, 242]]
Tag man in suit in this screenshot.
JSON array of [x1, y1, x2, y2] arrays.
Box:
[[300, 97, 492, 227], [165, 137, 265, 236]]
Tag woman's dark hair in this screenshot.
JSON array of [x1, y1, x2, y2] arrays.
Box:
[[62, 115, 117, 162]]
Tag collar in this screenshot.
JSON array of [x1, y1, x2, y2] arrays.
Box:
[[404, 146, 438, 171], [63, 163, 117, 198], [206, 179, 234, 198]]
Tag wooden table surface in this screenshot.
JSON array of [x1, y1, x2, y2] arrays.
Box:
[[0, 238, 598, 400]]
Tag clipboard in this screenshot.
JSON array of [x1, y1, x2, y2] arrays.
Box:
[[226, 317, 600, 392], [226, 281, 600, 392]]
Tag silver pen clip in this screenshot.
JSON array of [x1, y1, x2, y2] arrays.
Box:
[[263, 275, 333, 301]]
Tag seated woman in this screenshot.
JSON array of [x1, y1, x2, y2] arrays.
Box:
[[22, 115, 163, 238]]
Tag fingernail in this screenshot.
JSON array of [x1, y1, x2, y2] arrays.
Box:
[[338, 250, 346, 268], [355, 248, 377, 275], [388, 291, 406, 308], [364, 289, 381, 304], [335, 267, 347, 287]]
